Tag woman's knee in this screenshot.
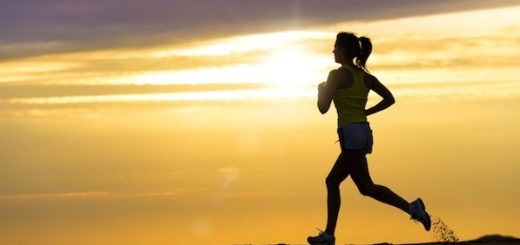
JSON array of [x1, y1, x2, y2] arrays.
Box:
[[326, 176, 340, 189], [357, 184, 375, 196]]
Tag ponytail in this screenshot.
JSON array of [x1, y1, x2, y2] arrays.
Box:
[[356, 36, 372, 71]]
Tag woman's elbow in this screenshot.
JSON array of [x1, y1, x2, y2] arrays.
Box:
[[388, 96, 395, 105], [317, 103, 329, 114], [385, 94, 395, 106], [319, 108, 328, 114]]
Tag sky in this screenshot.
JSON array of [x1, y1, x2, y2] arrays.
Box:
[[1, 0, 517, 59], [1, 1, 520, 245]]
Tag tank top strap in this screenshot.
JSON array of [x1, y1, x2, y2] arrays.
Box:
[[340, 65, 367, 91]]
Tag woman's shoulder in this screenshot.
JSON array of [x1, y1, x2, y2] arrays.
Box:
[[338, 66, 377, 89], [330, 67, 353, 79], [327, 67, 353, 89], [362, 71, 376, 80], [337, 66, 376, 84], [363, 72, 382, 89]]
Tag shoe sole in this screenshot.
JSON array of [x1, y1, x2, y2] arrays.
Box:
[[307, 237, 336, 245], [417, 198, 431, 231], [307, 239, 335, 245]]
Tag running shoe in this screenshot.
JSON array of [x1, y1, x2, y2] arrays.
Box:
[[307, 229, 335, 245], [410, 198, 431, 231]]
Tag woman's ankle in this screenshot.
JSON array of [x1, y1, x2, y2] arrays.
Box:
[[324, 229, 335, 237]]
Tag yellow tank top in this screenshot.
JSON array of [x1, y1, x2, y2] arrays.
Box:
[[333, 65, 369, 128]]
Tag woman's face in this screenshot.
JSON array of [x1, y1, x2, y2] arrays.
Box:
[[333, 44, 345, 64]]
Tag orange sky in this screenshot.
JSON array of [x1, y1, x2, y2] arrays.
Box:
[[1, 4, 520, 245]]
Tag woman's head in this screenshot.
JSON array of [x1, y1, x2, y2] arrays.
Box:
[[333, 32, 372, 71]]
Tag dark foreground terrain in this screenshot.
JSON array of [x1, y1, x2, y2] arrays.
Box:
[[242, 234, 520, 245]]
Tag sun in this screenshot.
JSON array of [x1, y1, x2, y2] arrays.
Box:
[[109, 30, 333, 95], [254, 47, 328, 89]]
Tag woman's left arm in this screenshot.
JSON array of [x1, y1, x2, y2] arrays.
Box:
[[317, 70, 339, 114]]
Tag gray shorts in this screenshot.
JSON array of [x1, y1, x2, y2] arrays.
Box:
[[337, 122, 373, 154]]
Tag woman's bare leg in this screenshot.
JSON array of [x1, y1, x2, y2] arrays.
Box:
[[347, 150, 410, 214], [324, 153, 351, 236]]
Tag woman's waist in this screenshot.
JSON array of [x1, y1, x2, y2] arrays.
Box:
[[337, 116, 368, 128]]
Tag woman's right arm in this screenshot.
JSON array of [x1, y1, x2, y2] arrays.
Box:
[[365, 75, 395, 116], [317, 70, 340, 114]]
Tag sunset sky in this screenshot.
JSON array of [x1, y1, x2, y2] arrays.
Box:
[[1, 1, 520, 245]]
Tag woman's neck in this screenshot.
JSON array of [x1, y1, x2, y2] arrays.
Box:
[[341, 62, 355, 68], [341, 60, 355, 67]]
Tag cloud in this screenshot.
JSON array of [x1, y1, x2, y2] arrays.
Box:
[[1, 0, 518, 60], [0, 190, 185, 201], [3, 88, 315, 105], [222, 191, 282, 198], [1, 5, 519, 112], [372, 34, 520, 70], [0, 191, 111, 200]]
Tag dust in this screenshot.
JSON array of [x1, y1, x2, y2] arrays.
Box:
[[431, 216, 459, 243]]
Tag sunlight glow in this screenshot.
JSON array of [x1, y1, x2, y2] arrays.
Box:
[[152, 31, 330, 57], [0, 61, 79, 83], [126, 47, 330, 89], [256, 48, 329, 88], [138, 31, 334, 91], [6, 88, 315, 104]]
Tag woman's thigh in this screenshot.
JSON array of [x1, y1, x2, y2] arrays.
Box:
[[344, 150, 374, 188], [326, 153, 351, 186]]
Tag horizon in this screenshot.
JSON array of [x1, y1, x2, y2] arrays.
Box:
[[1, 1, 520, 245]]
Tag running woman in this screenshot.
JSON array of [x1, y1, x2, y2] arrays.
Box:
[[307, 32, 431, 245]]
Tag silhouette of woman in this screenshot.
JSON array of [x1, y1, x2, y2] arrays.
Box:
[[307, 32, 431, 245]]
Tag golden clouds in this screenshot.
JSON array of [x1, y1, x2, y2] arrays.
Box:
[[1, 6, 519, 107]]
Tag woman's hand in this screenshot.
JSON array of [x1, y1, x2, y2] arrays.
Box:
[[365, 75, 395, 116], [318, 78, 335, 114], [318, 81, 327, 92]]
